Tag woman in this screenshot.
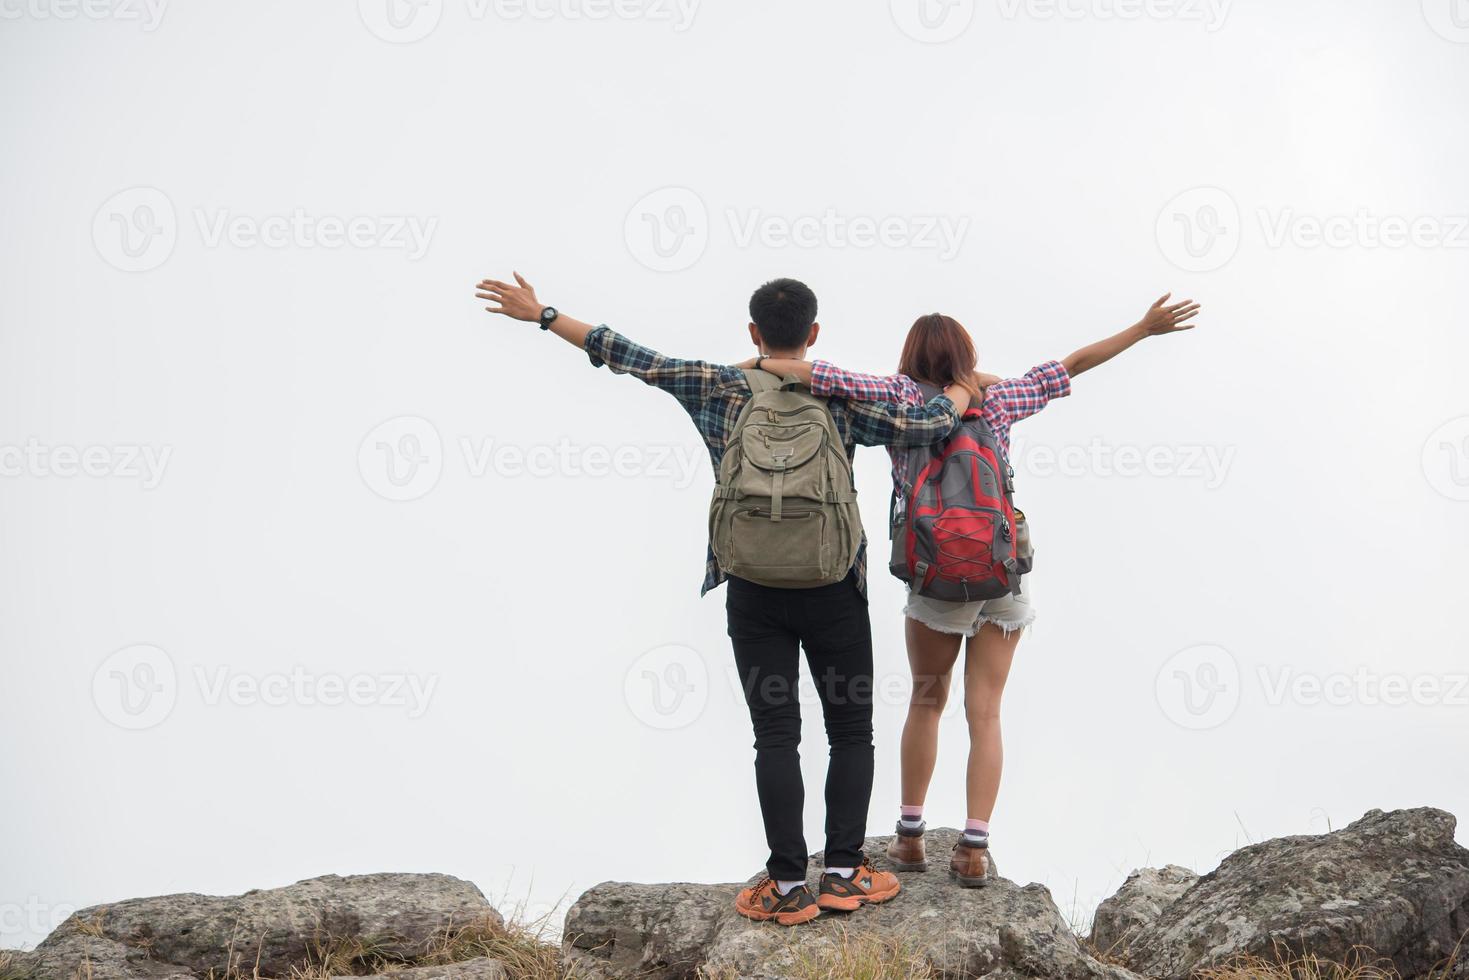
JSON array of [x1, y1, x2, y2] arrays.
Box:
[[749, 293, 1201, 885]]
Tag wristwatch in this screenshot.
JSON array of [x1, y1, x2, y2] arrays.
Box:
[[538, 306, 559, 331]]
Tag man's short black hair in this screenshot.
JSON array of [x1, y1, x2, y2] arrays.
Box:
[[748, 278, 818, 351]]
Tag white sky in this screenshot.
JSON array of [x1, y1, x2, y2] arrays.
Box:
[[2, 0, 1467, 948]]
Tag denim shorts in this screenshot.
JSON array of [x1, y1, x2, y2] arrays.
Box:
[[902, 577, 1035, 637]]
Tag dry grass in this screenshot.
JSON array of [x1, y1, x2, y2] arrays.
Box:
[[0, 951, 37, 980], [190, 903, 577, 980]]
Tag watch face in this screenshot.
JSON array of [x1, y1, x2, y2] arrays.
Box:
[[542, 307, 558, 321]]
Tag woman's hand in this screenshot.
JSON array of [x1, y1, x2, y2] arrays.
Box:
[[1138, 293, 1201, 335]]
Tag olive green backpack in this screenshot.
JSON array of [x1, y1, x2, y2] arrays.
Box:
[[709, 370, 863, 589]]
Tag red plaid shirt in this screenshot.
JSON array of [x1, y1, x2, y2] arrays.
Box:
[[808, 359, 1072, 493]]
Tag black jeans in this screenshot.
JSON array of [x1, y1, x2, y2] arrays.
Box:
[[726, 572, 875, 881]]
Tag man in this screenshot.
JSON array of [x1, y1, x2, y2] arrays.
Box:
[[474, 272, 974, 925]]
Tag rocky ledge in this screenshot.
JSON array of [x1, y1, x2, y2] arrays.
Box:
[[4, 808, 1467, 979]]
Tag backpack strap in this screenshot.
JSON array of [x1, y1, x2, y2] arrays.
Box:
[[743, 368, 781, 393]]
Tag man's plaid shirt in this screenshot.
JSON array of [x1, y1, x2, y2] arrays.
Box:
[[584, 326, 962, 596]]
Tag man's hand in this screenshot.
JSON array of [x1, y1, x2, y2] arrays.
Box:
[[1137, 293, 1202, 336], [476, 272, 543, 322]]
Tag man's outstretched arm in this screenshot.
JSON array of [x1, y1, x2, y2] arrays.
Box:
[[477, 272, 597, 349], [476, 272, 724, 406]]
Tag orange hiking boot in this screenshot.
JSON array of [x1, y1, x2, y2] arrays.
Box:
[[816, 858, 902, 911], [734, 877, 821, 926], [885, 820, 928, 872]]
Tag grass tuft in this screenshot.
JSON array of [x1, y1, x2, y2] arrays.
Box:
[[0, 951, 37, 980]]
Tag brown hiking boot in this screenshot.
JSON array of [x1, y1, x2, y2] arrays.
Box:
[[734, 877, 821, 926], [885, 820, 928, 872], [816, 857, 902, 911], [949, 836, 991, 887]]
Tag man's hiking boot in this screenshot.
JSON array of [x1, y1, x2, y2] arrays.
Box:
[[949, 837, 991, 887], [885, 820, 928, 872], [735, 877, 820, 925], [816, 858, 902, 911]]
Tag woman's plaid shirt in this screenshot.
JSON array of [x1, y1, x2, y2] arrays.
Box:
[[584, 326, 962, 596], [808, 358, 1073, 498]]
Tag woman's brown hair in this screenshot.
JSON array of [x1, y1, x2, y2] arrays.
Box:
[[897, 313, 983, 402]]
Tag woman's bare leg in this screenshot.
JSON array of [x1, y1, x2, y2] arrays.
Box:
[[962, 622, 1022, 822], [899, 617, 963, 807]]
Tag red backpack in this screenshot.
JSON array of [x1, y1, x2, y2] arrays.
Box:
[[888, 386, 1032, 602]]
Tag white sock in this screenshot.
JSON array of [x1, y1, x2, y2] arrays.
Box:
[[825, 867, 855, 878], [776, 880, 805, 895]]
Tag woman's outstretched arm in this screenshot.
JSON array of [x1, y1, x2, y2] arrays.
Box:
[[1062, 293, 1201, 377]]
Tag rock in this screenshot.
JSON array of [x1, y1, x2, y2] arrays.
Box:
[[1123, 807, 1469, 979], [18, 932, 197, 980], [564, 828, 1140, 979], [346, 957, 508, 979], [1089, 864, 1199, 958], [36, 873, 503, 979], [563, 882, 731, 978]]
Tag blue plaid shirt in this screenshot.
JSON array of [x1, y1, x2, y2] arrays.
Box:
[[584, 326, 962, 596]]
